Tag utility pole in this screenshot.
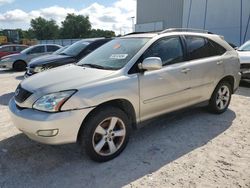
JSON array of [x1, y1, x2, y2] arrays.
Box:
[[131, 16, 135, 32]]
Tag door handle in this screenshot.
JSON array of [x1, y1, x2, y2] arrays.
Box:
[[217, 61, 223, 65], [181, 68, 191, 73]]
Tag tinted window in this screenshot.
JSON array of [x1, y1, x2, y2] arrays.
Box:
[[0, 46, 11, 52], [63, 40, 90, 57], [0, 46, 13, 52], [47, 45, 60, 52], [80, 40, 109, 57], [209, 40, 226, 55], [28, 46, 45, 54], [143, 37, 184, 66], [186, 36, 225, 60], [15, 46, 27, 52]]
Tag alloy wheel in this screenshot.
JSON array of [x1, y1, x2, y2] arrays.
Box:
[[216, 85, 230, 110], [92, 117, 126, 156]]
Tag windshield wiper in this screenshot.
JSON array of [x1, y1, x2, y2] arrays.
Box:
[[81, 63, 107, 69], [80, 64, 117, 70]]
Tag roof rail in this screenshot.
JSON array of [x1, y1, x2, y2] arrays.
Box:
[[160, 28, 212, 34], [124, 31, 159, 36]]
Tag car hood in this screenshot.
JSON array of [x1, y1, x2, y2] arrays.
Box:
[[29, 54, 74, 67], [21, 64, 116, 94], [237, 51, 250, 64]]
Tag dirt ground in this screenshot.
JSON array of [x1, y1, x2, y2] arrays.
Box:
[[0, 69, 250, 188]]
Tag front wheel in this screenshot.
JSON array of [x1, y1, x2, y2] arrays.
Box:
[[80, 106, 130, 162], [13, 60, 27, 71], [208, 81, 232, 114]]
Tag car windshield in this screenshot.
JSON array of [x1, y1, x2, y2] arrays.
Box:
[[54, 45, 69, 55], [238, 41, 250, 51], [61, 40, 90, 56], [77, 38, 150, 70]]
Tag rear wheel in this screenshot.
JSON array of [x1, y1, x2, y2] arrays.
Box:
[[13, 60, 27, 71], [208, 81, 232, 114], [79, 106, 130, 162]]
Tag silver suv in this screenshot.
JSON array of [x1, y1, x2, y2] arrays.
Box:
[[9, 29, 241, 162]]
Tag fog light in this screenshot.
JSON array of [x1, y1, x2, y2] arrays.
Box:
[[37, 129, 59, 137]]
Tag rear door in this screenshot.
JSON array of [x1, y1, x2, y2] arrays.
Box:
[[138, 36, 194, 121], [183, 36, 226, 101], [26, 46, 46, 62]]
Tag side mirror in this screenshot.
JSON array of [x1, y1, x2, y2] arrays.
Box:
[[139, 57, 162, 71]]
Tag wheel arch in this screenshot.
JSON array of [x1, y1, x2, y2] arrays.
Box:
[[77, 98, 137, 143], [13, 59, 27, 69], [218, 75, 235, 93]]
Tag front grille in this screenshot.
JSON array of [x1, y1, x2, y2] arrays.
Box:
[[14, 84, 33, 103]]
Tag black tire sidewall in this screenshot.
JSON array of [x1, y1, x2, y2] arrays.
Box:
[[80, 106, 130, 162], [209, 81, 232, 114], [13, 61, 26, 71]]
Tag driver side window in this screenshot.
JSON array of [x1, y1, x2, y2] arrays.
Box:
[[28, 46, 45, 54], [143, 37, 184, 66]]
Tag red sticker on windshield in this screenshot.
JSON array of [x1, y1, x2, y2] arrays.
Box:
[[113, 44, 121, 49]]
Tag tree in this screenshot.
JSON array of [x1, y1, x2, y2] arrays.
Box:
[[88, 29, 116, 38], [30, 17, 59, 40], [60, 14, 91, 39]]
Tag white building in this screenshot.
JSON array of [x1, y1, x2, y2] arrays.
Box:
[[136, 0, 250, 46]]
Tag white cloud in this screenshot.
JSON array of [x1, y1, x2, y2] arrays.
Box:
[[0, 0, 136, 34], [0, 0, 14, 6]]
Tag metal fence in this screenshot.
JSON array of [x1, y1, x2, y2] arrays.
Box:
[[38, 38, 82, 46]]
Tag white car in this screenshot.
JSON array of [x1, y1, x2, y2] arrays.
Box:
[[237, 40, 250, 79]]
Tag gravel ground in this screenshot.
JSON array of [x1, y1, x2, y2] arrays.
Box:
[[0, 69, 250, 188]]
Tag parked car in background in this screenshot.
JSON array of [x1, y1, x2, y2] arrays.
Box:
[[9, 29, 241, 162], [28, 45, 69, 64], [0, 44, 28, 58], [25, 38, 112, 77], [237, 40, 250, 79], [52, 45, 69, 55], [0, 44, 62, 71]]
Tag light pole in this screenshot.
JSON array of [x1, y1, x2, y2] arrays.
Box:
[[131, 16, 135, 32]]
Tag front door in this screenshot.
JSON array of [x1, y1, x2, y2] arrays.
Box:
[[139, 37, 193, 121]]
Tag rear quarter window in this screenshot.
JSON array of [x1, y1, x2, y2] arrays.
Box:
[[185, 36, 225, 61]]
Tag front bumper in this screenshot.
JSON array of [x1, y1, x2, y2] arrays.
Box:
[[9, 98, 94, 145], [0, 60, 13, 69]]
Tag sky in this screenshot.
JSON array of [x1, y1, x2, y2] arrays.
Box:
[[0, 0, 136, 34]]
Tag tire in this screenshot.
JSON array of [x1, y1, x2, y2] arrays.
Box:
[[208, 81, 232, 114], [13, 60, 27, 71], [79, 106, 130, 162]]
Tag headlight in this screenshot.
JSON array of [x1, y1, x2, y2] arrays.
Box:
[[33, 90, 76, 112], [34, 66, 45, 73]]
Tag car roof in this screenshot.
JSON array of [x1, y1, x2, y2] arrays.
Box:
[[78, 38, 112, 43], [33, 44, 62, 47], [0, 44, 28, 47], [121, 28, 220, 39]]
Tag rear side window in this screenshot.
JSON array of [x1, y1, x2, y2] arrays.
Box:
[[185, 36, 224, 61], [143, 37, 184, 66], [15, 46, 27, 52], [29, 46, 45, 54], [0, 46, 13, 52], [209, 40, 227, 55], [47, 45, 60, 52]]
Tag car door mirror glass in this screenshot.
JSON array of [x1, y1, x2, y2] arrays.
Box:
[[139, 57, 163, 71]]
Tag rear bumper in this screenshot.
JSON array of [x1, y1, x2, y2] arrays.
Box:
[[9, 98, 94, 145]]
